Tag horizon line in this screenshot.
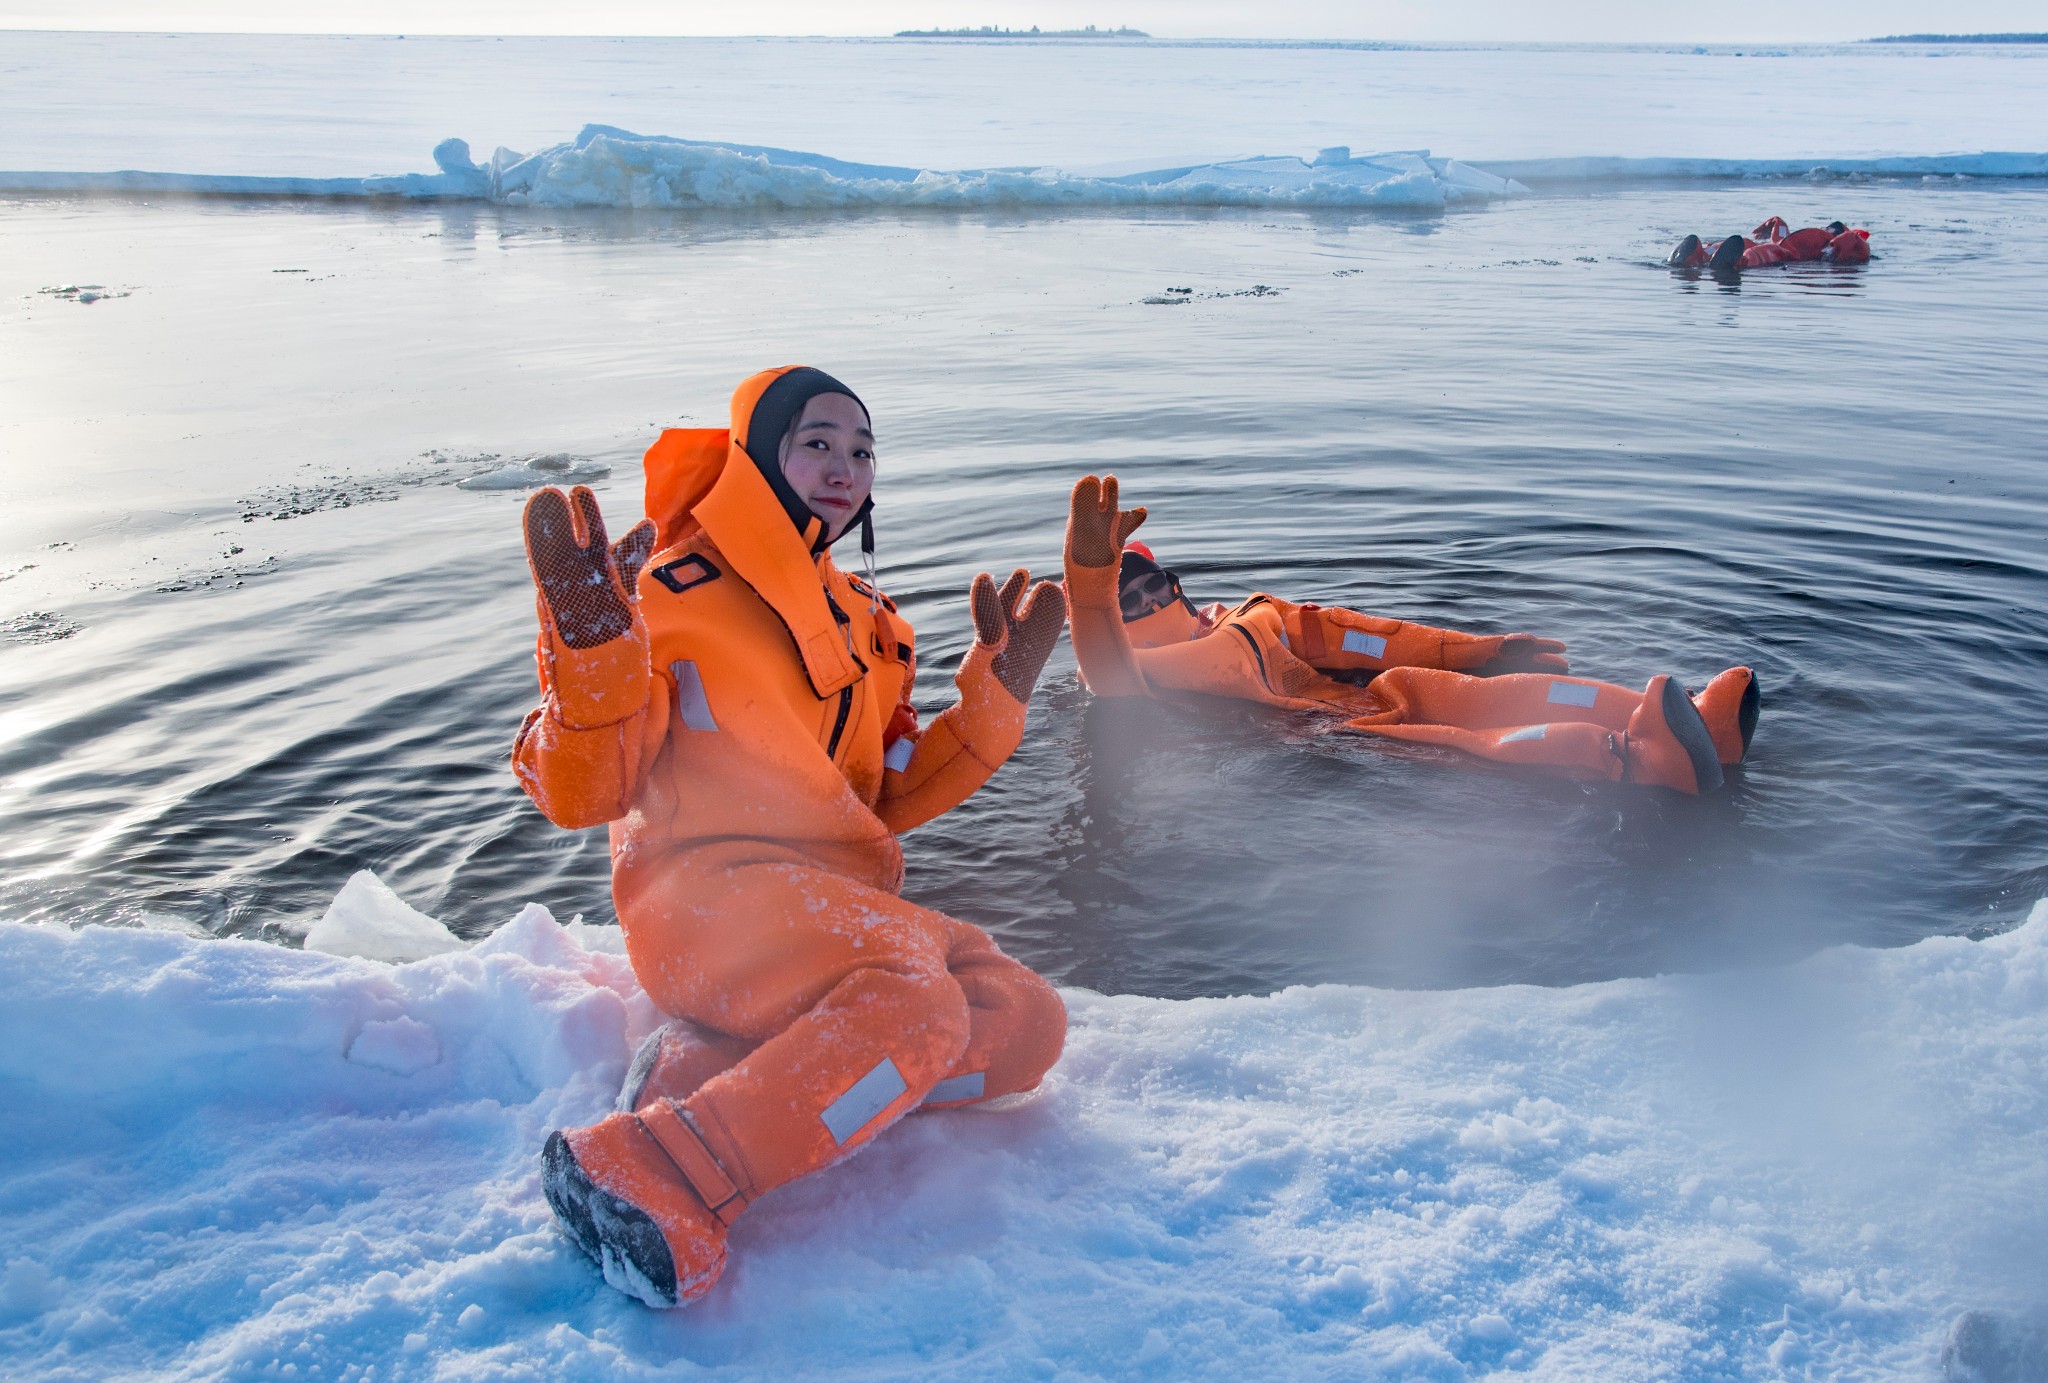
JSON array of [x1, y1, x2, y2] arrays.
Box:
[[0, 25, 1968, 44]]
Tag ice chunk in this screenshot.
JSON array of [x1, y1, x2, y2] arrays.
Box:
[[303, 869, 466, 962], [431, 137, 480, 177], [480, 125, 1527, 211], [455, 453, 610, 491], [470, 901, 578, 967], [37, 283, 130, 304]]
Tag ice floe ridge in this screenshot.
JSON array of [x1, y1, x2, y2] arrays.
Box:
[[2, 880, 2047, 1379], [4, 125, 2047, 211], [2, 126, 1526, 209]]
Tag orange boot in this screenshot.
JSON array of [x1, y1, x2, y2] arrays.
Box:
[[1690, 666, 1760, 766], [1623, 675, 1725, 795], [544, 1103, 745, 1307]]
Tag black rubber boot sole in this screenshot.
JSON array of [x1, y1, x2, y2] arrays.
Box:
[[1736, 672, 1761, 757], [1668, 234, 1702, 268], [1660, 677, 1726, 795], [1710, 234, 1746, 275], [542, 1130, 681, 1308]]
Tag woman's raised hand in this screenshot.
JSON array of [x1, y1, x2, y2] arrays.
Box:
[[970, 568, 1068, 703], [522, 486, 656, 650], [1066, 474, 1147, 570]]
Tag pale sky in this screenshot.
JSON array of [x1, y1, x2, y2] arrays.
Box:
[[1, 0, 2044, 43]]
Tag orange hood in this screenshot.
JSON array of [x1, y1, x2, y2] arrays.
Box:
[[641, 367, 870, 698]]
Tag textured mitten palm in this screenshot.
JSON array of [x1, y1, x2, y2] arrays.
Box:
[[971, 568, 1068, 703], [1470, 634, 1570, 676], [1066, 475, 1148, 570], [523, 486, 651, 649]]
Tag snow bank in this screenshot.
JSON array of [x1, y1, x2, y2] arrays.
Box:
[[0, 126, 1526, 210], [2, 891, 2045, 1380]]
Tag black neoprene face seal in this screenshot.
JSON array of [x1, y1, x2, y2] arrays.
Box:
[[741, 367, 872, 553], [1117, 547, 1191, 620], [1119, 569, 1181, 620]]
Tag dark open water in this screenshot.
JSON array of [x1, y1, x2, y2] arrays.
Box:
[[2, 183, 2044, 996]]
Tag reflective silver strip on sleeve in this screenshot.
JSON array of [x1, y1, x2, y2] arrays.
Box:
[[1500, 725, 1547, 743], [669, 660, 719, 731], [1341, 630, 1389, 658], [1545, 681, 1599, 708], [820, 1056, 908, 1145], [922, 1071, 986, 1105], [883, 737, 915, 772]]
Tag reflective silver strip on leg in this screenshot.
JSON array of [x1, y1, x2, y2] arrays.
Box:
[[1545, 681, 1599, 708], [821, 1056, 908, 1145], [1341, 630, 1388, 658], [670, 660, 719, 731], [883, 737, 915, 772], [1500, 725, 1547, 743], [922, 1071, 986, 1105]]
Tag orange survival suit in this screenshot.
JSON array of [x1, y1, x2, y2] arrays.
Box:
[[515, 367, 1068, 1307], [1668, 216, 1872, 271], [1064, 475, 1755, 795]]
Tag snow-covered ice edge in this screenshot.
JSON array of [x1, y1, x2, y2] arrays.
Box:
[[1485, 151, 2048, 183], [5, 126, 2047, 213], [13, 125, 1514, 210], [1, 881, 2045, 1380]]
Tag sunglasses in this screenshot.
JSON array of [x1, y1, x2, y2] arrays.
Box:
[[1118, 569, 1183, 620]]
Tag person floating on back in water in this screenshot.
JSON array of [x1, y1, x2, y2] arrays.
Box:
[[516, 367, 1070, 1307], [1668, 216, 1872, 272], [1063, 475, 1758, 796]]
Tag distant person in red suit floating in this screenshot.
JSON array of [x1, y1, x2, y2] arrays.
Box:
[[1668, 217, 1872, 272]]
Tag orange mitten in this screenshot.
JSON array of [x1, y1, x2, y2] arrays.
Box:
[[522, 485, 654, 728]]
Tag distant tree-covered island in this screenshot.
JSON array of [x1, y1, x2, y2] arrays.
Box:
[[1863, 32, 2048, 43], [893, 24, 1150, 38]]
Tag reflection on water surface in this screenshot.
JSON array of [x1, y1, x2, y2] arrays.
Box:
[[2, 185, 2044, 996]]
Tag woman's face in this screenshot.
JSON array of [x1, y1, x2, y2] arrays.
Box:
[[777, 393, 874, 541]]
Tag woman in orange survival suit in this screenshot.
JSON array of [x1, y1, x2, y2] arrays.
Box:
[[1065, 475, 1758, 795], [515, 367, 1069, 1307]]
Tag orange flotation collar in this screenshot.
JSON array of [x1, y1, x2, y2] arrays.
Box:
[[640, 366, 869, 698]]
